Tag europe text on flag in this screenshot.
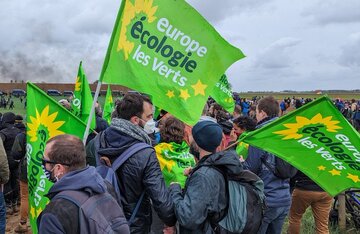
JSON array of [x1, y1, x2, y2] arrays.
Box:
[[100, 0, 245, 125], [26, 82, 88, 233], [241, 96, 360, 196]]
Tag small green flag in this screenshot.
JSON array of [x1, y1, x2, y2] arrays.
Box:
[[99, 0, 245, 125], [211, 74, 235, 113], [155, 141, 196, 188], [103, 85, 114, 124], [242, 96, 360, 196], [71, 61, 96, 129], [26, 82, 88, 233]]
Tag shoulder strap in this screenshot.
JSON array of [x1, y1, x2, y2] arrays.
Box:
[[54, 190, 90, 208], [111, 142, 151, 225], [111, 142, 152, 171], [260, 152, 276, 175]]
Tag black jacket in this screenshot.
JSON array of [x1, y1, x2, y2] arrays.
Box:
[[86, 126, 176, 233], [0, 123, 21, 169], [294, 170, 323, 192]]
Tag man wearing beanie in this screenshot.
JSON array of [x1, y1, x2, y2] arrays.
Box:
[[169, 120, 244, 233]]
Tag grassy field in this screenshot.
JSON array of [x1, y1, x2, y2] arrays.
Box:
[[238, 92, 360, 101]]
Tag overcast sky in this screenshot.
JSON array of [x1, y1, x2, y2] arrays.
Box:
[[0, 0, 359, 91]]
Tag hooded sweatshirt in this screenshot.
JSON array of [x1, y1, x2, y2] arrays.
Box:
[[244, 117, 291, 208], [170, 150, 243, 234], [37, 166, 108, 234]]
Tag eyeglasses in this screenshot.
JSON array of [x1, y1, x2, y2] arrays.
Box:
[[42, 158, 70, 167]]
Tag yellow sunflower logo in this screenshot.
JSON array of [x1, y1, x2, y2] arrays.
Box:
[[27, 106, 65, 142], [75, 76, 81, 92], [273, 113, 342, 140], [117, 0, 158, 60]]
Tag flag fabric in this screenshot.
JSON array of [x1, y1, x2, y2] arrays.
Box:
[[26, 82, 88, 233], [155, 141, 195, 188], [241, 96, 360, 196], [99, 0, 245, 125], [103, 85, 114, 124], [71, 61, 96, 129], [211, 74, 235, 113]]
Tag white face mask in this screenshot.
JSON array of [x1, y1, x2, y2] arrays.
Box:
[[143, 119, 158, 134]]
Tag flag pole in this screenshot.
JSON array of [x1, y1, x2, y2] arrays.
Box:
[[83, 81, 101, 144]]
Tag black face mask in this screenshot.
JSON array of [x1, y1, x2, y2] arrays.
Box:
[[189, 143, 200, 161]]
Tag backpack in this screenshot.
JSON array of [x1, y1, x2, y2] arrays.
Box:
[[197, 165, 265, 234], [54, 189, 130, 234], [94, 131, 153, 224], [261, 152, 297, 179]]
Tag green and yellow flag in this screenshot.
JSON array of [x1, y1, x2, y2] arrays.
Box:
[[103, 85, 114, 124], [99, 0, 245, 125], [211, 74, 235, 113], [155, 141, 195, 188], [242, 96, 360, 196], [71, 61, 96, 129], [26, 82, 88, 233]]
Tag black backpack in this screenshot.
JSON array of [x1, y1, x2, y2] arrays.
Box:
[[261, 152, 297, 179]]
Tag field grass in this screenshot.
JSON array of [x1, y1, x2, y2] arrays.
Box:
[[238, 92, 360, 101]]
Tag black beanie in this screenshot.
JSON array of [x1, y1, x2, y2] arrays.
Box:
[[192, 120, 223, 152], [2, 112, 15, 124], [15, 115, 23, 122]]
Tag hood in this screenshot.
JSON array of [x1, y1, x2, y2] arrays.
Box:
[[96, 126, 141, 160], [200, 150, 243, 176], [47, 166, 107, 198]]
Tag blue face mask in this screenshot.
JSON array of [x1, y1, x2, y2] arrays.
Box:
[[42, 164, 57, 183]]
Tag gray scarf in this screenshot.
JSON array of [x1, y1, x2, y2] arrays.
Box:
[[110, 118, 152, 145]]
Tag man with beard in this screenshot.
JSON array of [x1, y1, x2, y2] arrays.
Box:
[[86, 93, 175, 233]]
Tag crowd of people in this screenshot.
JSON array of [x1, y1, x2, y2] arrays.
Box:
[[0, 93, 359, 234]]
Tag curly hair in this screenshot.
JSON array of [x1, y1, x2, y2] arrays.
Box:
[[233, 116, 256, 131], [160, 117, 185, 144]]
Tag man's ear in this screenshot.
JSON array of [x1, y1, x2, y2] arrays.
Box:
[[130, 116, 140, 125]]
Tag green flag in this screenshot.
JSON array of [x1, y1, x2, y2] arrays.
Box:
[[103, 85, 114, 124], [99, 0, 245, 125], [71, 61, 96, 129], [242, 96, 360, 196], [26, 82, 88, 233], [211, 74, 235, 113], [155, 141, 196, 188]]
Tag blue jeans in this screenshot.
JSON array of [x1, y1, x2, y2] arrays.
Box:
[[0, 192, 5, 234], [257, 205, 290, 234]]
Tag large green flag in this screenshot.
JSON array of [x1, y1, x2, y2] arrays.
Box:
[[242, 96, 360, 196], [99, 0, 245, 125], [26, 82, 88, 233], [211, 74, 235, 113], [71, 61, 96, 129], [103, 85, 114, 124], [155, 141, 195, 188]]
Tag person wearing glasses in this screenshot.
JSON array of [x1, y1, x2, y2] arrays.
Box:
[[37, 134, 127, 234]]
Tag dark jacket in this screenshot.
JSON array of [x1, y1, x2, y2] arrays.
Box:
[[0, 140, 9, 185], [11, 132, 27, 182], [86, 125, 176, 233], [293, 170, 323, 192], [169, 150, 242, 233], [244, 117, 291, 208], [37, 166, 109, 234], [0, 123, 21, 169]]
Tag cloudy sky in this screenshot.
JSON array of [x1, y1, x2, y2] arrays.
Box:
[[0, 0, 359, 91]]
